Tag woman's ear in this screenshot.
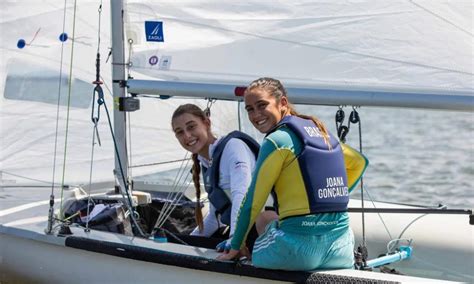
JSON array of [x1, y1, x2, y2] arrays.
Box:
[[204, 117, 212, 130], [280, 96, 289, 114]]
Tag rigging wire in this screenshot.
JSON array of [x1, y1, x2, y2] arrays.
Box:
[[127, 112, 133, 179], [126, 40, 134, 181], [129, 158, 192, 168], [92, 0, 147, 238], [145, 205, 190, 246], [85, 1, 104, 232], [46, 0, 68, 235], [101, 92, 146, 237], [85, 110, 99, 232], [353, 106, 367, 248], [3, 171, 64, 186], [125, 38, 133, 182], [58, 0, 78, 218], [155, 171, 193, 230], [79, 1, 146, 237], [358, 186, 394, 240], [338, 106, 370, 267], [153, 154, 192, 230]]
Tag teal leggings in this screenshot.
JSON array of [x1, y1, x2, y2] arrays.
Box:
[[252, 220, 354, 271]]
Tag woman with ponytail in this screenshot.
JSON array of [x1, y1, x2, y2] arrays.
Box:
[[171, 104, 258, 252], [218, 78, 369, 271]]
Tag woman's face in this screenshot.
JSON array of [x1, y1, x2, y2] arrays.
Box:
[[172, 113, 212, 156], [244, 87, 288, 133]]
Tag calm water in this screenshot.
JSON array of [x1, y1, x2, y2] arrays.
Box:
[[305, 106, 473, 209]]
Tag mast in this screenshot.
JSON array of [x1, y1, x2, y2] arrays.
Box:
[[110, 0, 128, 191]]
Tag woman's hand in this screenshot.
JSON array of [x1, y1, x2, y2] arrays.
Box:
[[216, 247, 251, 261], [216, 249, 240, 261]]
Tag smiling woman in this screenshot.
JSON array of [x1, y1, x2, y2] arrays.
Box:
[[218, 77, 368, 272], [244, 87, 285, 134], [172, 109, 215, 158], [171, 104, 260, 252]]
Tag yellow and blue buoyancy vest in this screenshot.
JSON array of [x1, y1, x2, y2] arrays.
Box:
[[201, 131, 260, 225], [231, 117, 367, 249], [268, 116, 349, 214]]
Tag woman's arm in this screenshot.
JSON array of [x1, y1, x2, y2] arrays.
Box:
[[222, 138, 256, 237], [230, 136, 286, 250]]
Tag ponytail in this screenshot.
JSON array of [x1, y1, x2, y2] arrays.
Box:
[[191, 153, 204, 232]]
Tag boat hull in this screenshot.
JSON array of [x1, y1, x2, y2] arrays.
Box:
[[0, 224, 459, 284], [1, 195, 472, 283]]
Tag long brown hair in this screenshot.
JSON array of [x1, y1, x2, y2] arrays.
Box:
[[171, 104, 208, 232], [245, 77, 331, 146]]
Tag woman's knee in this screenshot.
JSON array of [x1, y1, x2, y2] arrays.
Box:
[[255, 211, 279, 235]]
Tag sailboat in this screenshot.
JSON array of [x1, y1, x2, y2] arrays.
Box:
[[1, 1, 472, 283]]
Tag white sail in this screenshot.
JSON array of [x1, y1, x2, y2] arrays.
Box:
[[124, 0, 473, 110], [0, 1, 240, 186]]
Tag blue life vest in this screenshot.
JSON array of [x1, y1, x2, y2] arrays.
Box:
[[269, 116, 349, 213], [201, 131, 260, 225]]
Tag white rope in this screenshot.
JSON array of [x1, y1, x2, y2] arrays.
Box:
[[58, 0, 78, 216], [83, 0, 104, 232], [154, 158, 193, 229], [85, 120, 100, 231], [396, 204, 446, 241], [127, 112, 133, 180], [386, 238, 412, 254], [3, 171, 64, 186], [360, 185, 394, 241], [155, 171, 184, 225], [156, 173, 193, 229], [156, 152, 191, 220], [153, 154, 193, 229], [49, 0, 68, 199]]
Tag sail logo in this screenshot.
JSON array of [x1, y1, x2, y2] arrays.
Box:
[[149, 56, 159, 66], [145, 21, 164, 42]]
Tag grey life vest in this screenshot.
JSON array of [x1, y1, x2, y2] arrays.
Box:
[[201, 131, 260, 225]]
